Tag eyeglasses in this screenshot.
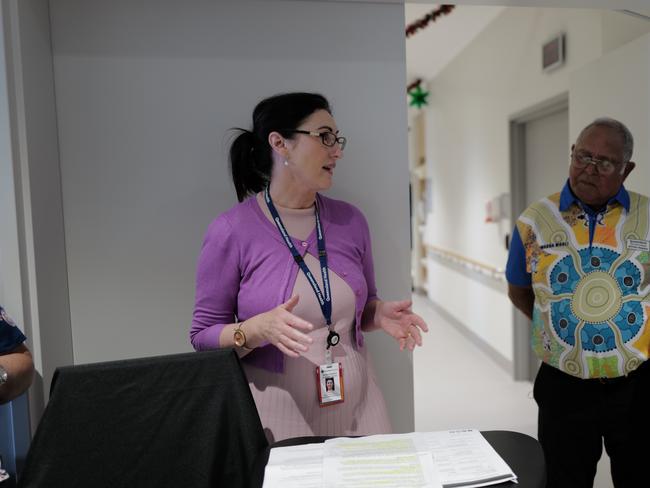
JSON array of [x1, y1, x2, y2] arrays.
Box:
[[287, 130, 347, 150], [571, 152, 626, 176]]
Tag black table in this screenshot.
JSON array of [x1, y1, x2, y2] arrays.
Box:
[[251, 430, 546, 488]]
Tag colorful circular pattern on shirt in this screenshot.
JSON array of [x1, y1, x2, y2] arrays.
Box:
[[547, 247, 645, 352], [549, 255, 581, 294], [571, 271, 622, 323]]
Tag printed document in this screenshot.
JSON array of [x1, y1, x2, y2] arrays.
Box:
[[419, 429, 517, 487], [323, 434, 441, 487], [262, 429, 517, 488], [262, 441, 324, 488]]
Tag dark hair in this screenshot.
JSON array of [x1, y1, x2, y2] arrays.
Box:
[[229, 92, 331, 202]]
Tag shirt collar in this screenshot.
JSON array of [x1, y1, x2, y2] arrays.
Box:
[[559, 179, 630, 213]]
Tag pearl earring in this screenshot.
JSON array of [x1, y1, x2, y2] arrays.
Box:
[[283, 160, 289, 166]]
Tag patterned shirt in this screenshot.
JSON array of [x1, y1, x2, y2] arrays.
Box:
[[0, 305, 27, 354], [506, 181, 650, 379]]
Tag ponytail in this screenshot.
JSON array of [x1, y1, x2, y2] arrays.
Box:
[[229, 129, 271, 202]]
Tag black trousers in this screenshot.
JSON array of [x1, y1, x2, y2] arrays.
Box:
[[533, 361, 650, 488]]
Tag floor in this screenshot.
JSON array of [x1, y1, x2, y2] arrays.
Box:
[[411, 293, 614, 488]]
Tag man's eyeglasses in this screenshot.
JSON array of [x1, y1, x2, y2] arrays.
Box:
[[571, 152, 626, 176], [287, 130, 347, 150]]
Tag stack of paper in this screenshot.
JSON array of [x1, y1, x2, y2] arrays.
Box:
[[263, 429, 517, 488], [322, 434, 441, 487], [418, 430, 518, 487], [262, 442, 324, 488]]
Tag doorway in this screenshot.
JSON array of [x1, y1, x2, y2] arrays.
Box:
[[510, 94, 569, 382]]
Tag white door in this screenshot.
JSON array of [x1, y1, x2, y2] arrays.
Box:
[[524, 108, 570, 206], [511, 103, 570, 384], [515, 105, 570, 382]]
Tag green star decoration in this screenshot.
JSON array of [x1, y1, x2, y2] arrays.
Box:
[[408, 85, 430, 108]]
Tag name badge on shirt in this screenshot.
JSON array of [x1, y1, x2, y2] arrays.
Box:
[[316, 362, 344, 407], [627, 239, 650, 252]]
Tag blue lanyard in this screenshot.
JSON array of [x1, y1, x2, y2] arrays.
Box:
[[264, 186, 333, 328]]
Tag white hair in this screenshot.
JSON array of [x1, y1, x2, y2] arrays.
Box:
[[577, 117, 634, 163]]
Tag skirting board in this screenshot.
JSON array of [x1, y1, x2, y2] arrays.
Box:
[[427, 299, 513, 376]]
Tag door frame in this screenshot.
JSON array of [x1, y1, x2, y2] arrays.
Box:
[[509, 93, 568, 381]]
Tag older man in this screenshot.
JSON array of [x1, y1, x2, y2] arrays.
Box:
[[506, 117, 649, 488], [0, 304, 34, 404]]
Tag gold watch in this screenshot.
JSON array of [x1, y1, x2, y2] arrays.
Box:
[[233, 322, 252, 350]]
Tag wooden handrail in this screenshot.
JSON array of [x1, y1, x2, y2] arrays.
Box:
[[425, 244, 505, 281]]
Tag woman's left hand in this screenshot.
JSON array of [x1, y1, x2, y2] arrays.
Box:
[[374, 299, 428, 351]]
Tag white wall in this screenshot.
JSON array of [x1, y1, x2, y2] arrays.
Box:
[[0, 5, 20, 314], [419, 8, 650, 363], [570, 33, 650, 190], [1, 0, 74, 426], [426, 261, 512, 357], [48, 0, 414, 432]]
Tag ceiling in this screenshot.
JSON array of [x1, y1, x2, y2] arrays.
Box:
[[405, 4, 505, 81], [283, 0, 650, 83], [308, 0, 650, 10], [404, 3, 650, 83]]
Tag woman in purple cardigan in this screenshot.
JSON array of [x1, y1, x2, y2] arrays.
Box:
[[190, 92, 428, 442]]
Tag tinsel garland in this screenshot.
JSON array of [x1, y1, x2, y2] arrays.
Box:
[[407, 79, 422, 93], [405, 5, 455, 38], [405, 6, 455, 106]]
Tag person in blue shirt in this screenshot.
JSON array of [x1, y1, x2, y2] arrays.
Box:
[[506, 117, 650, 488], [0, 305, 34, 404]]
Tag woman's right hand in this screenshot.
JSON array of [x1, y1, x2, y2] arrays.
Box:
[[246, 295, 314, 357]]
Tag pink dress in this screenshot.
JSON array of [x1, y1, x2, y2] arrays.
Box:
[[242, 194, 392, 443]]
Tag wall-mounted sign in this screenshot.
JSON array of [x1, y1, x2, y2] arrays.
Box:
[[542, 34, 565, 72]]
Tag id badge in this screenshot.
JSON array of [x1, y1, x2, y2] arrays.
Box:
[[316, 362, 344, 407]]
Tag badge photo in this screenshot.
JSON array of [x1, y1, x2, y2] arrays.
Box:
[[316, 362, 344, 407]]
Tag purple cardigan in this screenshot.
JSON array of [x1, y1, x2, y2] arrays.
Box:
[[190, 193, 379, 372]]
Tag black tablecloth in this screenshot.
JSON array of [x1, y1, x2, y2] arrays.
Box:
[[251, 430, 545, 488], [19, 350, 267, 488]]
